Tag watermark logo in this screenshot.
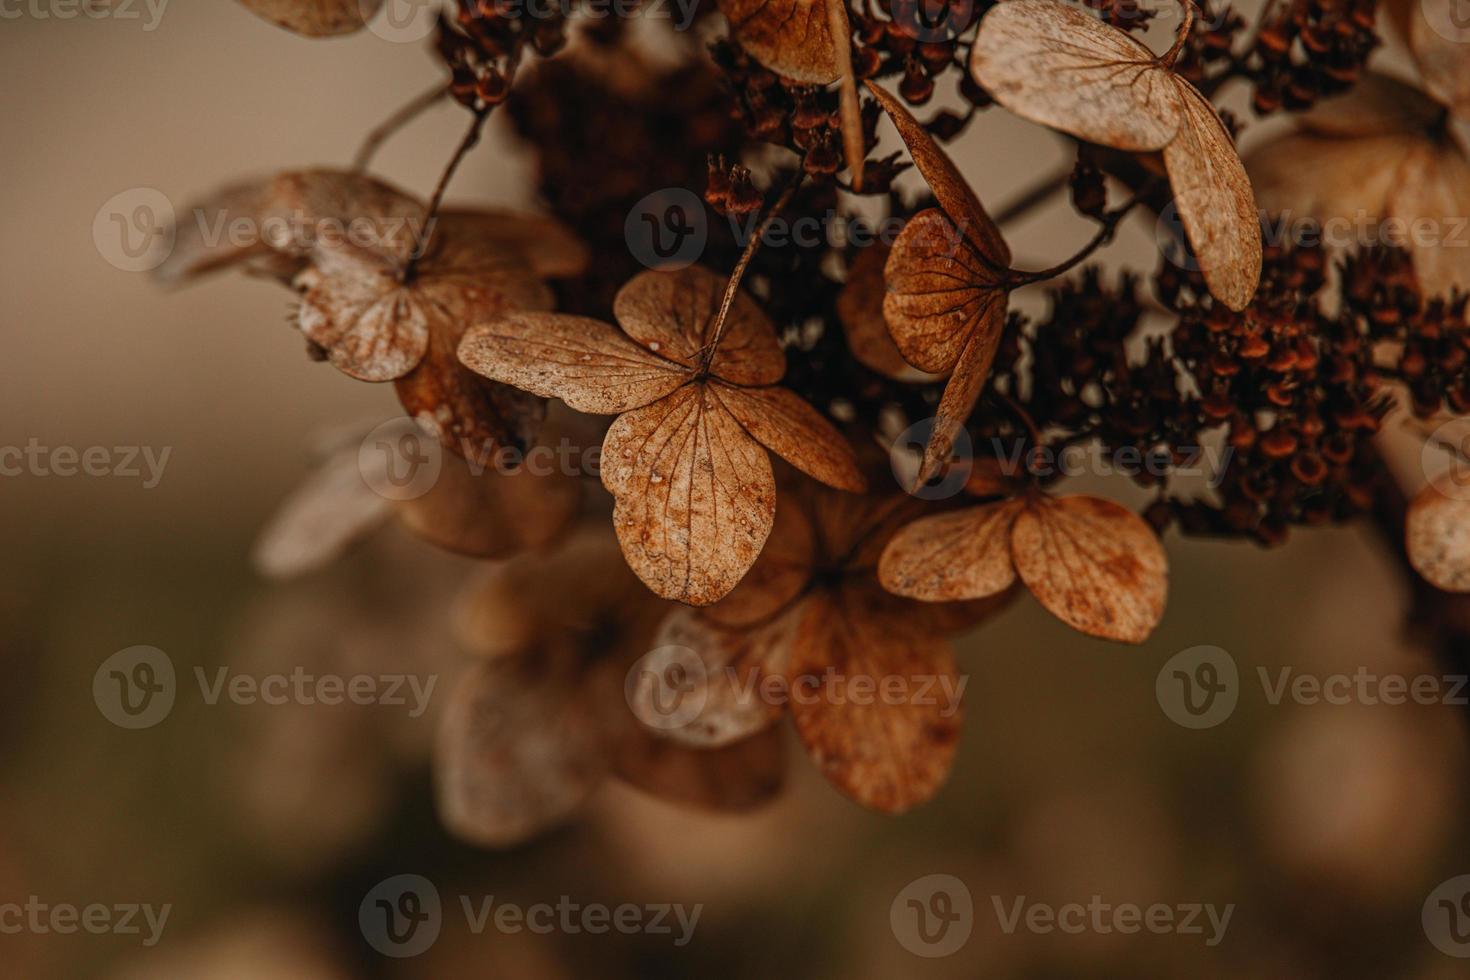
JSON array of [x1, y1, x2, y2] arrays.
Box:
[[890, 418, 974, 500], [93, 188, 175, 273], [93, 646, 176, 730], [1156, 645, 1239, 729], [626, 188, 707, 270], [1424, 875, 1470, 957], [888, 0, 976, 42], [992, 895, 1233, 946], [626, 645, 708, 731], [0, 0, 169, 30], [890, 874, 973, 957], [0, 898, 171, 946], [1421, 418, 1470, 502], [361, 874, 442, 958], [0, 440, 171, 488], [1421, 0, 1470, 44], [358, 417, 443, 502], [367, 0, 437, 43]]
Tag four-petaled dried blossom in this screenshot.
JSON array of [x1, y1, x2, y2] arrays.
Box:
[[879, 479, 1169, 644], [631, 476, 1012, 813], [970, 0, 1262, 310], [457, 264, 868, 605], [437, 529, 785, 847], [1248, 66, 1470, 299], [235, 0, 382, 36], [868, 81, 1016, 484]]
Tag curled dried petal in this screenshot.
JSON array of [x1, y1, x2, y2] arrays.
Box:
[[236, 0, 383, 36]]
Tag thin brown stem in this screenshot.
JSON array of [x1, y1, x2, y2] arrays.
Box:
[[1008, 191, 1146, 287], [700, 174, 804, 370], [352, 83, 449, 173], [994, 166, 1070, 227], [401, 107, 491, 283], [1161, 0, 1197, 68]]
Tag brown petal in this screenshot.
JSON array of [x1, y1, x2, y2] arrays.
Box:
[[612, 266, 786, 385], [627, 604, 801, 747], [1408, 0, 1470, 117], [436, 209, 591, 279], [435, 658, 606, 848], [916, 301, 1008, 486], [396, 449, 581, 560], [609, 725, 786, 812], [836, 243, 941, 381], [883, 209, 1005, 373], [969, 0, 1181, 152], [717, 0, 841, 83], [865, 82, 1011, 265], [701, 489, 817, 628], [251, 446, 393, 580], [786, 593, 964, 813], [1296, 71, 1446, 138], [712, 382, 868, 492], [601, 384, 777, 605], [1161, 82, 1262, 312], [236, 0, 383, 36], [295, 248, 429, 382], [1407, 479, 1470, 592], [1247, 130, 1416, 225], [156, 176, 276, 286], [1009, 494, 1168, 643], [1388, 143, 1470, 298], [457, 312, 689, 414], [878, 499, 1022, 600]]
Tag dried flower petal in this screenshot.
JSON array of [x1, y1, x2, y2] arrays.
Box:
[[878, 499, 1023, 599], [1407, 479, 1470, 592], [236, 0, 382, 36], [250, 446, 392, 580], [836, 243, 941, 381], [1009, 495, 1168, 643], [718, 0, 842, 83], [714, 383, 867, 491], [608, 725, 786, 811]]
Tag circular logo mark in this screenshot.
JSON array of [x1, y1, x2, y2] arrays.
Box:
[[1421, 419, 1470, 502], [1156, 645, 1239, 729], [93, 646, 176, 729], [625, 645, 708, 731], [890, 417, 973, 500], [93, 188, 175, 273], [625, 188, 707, 270], [1424, 874, 1470, 957], [888, 0, 977, 42], [1420, 0, 1470, 45], [358, 417, 443, 502], [367, 0, 438, 43], [890, 874, 973, 958], [360, 874, 442, 958]]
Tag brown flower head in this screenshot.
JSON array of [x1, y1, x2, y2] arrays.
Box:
[[457, 264, 867, 606], [437, 529, 786, 847], [630, 476, 1012, 813], [970, 0, 1262, 310]]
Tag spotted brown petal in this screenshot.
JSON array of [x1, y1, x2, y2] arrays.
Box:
[[969, 0, 1181, 153], [701, 489, 817, 628], [1407, 479, 1470, 592], [836, 243, 941, 382], [601, 384, 777, 605], [717, 0, 842, 83], [1009, 494, 1168, 643], [866, 82, 1011, 265], [712, 382, 868, 492], [457, 312, 689, 414], [786, 591, 963, 813], [236, 0, 383, 36], [918, 304, 1007, 485], [612, 266, 786, 385], [1161, 84, 1263, 312], [434, 658, 607, 848], [878, 499, 1023, 600], [630, 604, 801, 747], [250, 446, 392, 580]]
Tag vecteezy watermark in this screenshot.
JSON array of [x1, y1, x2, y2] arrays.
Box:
[[1421, 417, 1470, 501], [626, 188, 708, 271], [0, 439, 171, 488], [625, 645, 967, 732], [1157, 202, 1470, 274], [990, 895, 1234, 947], [890, 875, 974, 958], [1424, 874, 1470, 958], [1420, 0, 1470, 45], [93, 188, 175, 273], [1156, 646, 1470, 729], [367, 0, 439, 43], [0, 897, 171, 947], [93, 647, 438, 729], [359, 875, 702, 958], [0, 0, 169, 30]]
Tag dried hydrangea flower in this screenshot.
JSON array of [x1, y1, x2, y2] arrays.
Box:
[[458, 264, 867, 605], [1407, 475, 1470, 591], [438, 530, 785, 847], [970, 0, 1262, 310], [631, 476, 1012, 813], [879, 484, 1169, 644], [235, 0, 382, 36], [1248, 69, 1470, 298]]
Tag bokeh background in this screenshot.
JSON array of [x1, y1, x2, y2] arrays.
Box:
[[4, 2, 1469, 977]]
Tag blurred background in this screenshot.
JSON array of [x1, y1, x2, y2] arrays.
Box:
[[4, 2, 1470, 977]]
